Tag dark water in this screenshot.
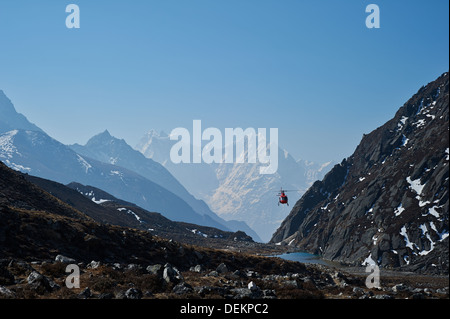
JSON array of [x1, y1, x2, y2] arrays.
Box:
[[276, 252, 334, 266]]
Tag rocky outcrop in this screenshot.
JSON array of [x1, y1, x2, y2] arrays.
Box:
[[271, 72, 449, 274]]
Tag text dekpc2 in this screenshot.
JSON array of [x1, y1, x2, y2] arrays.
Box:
[[179, 302, 270, 317]]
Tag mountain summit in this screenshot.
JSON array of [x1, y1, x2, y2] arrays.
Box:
[[0, 93, 221, 229], [0, 90, 43, 134], [271, 72, 449, 274]]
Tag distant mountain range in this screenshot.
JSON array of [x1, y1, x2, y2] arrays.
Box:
[[271, 72, 449, 274], [136, 131, 333, 242], [0, 90, 259, 241], [70, 130, 260, 241], [17, 168, 255, 248], [0, 159, 210, 265]]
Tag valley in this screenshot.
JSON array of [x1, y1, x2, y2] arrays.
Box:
[[0, 72, 449, 301]]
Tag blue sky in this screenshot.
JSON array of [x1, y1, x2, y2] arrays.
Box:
[[0, 0, 448, 163]]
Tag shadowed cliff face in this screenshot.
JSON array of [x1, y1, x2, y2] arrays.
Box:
[[271, 72, 449, 274]]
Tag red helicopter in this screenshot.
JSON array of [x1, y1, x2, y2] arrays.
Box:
[[277, 188, 298, 206]]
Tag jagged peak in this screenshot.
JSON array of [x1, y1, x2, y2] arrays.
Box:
[[0, 90, 44, 134], [86, 129, 115, 145], [0, 90, 17, 112]]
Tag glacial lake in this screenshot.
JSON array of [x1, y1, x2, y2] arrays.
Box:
[[276, 252, 335, 266]]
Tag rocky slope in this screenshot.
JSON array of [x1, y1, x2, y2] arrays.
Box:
[[271, 72, 449, 275], [0, 159, 258, 263], [10, 167, 255, 250]]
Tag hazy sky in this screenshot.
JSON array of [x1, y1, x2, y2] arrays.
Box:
[[0, 0, 448, 163]]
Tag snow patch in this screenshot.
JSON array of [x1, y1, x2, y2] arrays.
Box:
[[362, 254, 376, 266], [400, 226, 416, 250], [0, 130, 20, 159], [406, 176, 425, 197], [413, 119, 426, 128], [92, 198, 109, 204], [397, 116, 408, 130], [189, 229, 208, 238], [400, 116, 408, 125], [401, 135, 409, 147], [394, 203, 405, 216], [117, 208, 142, 223], [425, 205, 442, 219], [77, 154, 92, 173]]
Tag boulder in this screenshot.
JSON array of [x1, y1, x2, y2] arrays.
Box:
[[125, 288, 143, 299], [0, 286, 15, 298], [216, 263, 229, 274], [231, 287, 262, 299], [262, 289, 276, 299], [195, 286, 229, 298], [126, 264, 142, 271], [393, 283, 410, 293], [27, 271, 53, 294], [55, 255, 76, 264], [248, 281, 259, 292], [146, 264, 163, 276], [191, 264, 203, 273], [87, 260, 101, 269], [78, 287, 92, 299], [172, 282, 193, 295], [163, 263, 183, 284]]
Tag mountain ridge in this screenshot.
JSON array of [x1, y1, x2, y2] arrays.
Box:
[[21, 172, 257, 249], [70, 129, 261, 241], [0, 96, 223, 229], [0, 90, 43, 134]]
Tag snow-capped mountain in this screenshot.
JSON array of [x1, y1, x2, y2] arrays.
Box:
[[271, 72, 449, 274], [0, 128, 208, 225], [0, 90, 43, 134], [70, 130, 215, 219], [70, 130, 261, 241], [0, 94, 227, 228], [136, 130, 333, 242], [137, 130, 220, 200]]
